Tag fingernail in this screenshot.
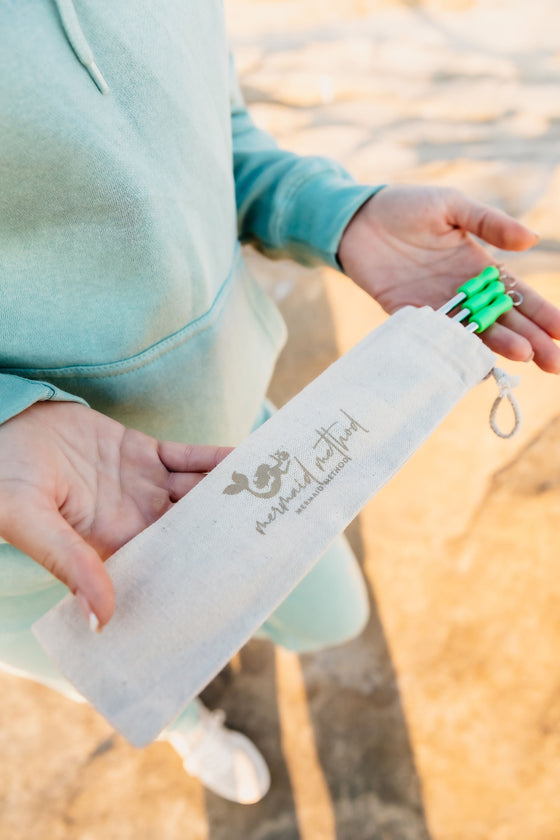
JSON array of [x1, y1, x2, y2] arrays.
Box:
[[76, 590, 101, 633], [525, 351, 535, 363]]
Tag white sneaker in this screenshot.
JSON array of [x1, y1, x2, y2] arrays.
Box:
[[164, 702, 270, 804]]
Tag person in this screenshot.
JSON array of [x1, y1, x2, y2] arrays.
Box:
[[1, 0, 559, 807]]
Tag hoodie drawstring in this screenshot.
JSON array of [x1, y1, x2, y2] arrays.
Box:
[[53, 0, 109, 94]]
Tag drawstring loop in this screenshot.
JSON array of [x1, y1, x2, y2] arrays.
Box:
[[489, 367, 522, 438]]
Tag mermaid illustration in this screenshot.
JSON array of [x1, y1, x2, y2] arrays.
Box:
[[223, 450, 291, 499]]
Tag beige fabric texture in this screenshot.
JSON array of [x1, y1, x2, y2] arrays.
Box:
[[33, 306, 495, 747]]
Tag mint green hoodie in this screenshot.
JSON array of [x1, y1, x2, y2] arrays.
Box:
[[0, 1, 379, 594]]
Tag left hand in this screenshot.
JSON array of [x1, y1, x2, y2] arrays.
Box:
[[0, 401, 233, 629], [338, 185, 560, 373]]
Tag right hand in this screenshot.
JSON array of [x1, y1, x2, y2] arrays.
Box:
[[0, 401, 232, 629], [338, 185, 560, 372]]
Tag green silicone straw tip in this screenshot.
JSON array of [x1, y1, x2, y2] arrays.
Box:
[[458, 266, 500, 298], [468, 294, 513, 333], [463, 280, 506, 315]]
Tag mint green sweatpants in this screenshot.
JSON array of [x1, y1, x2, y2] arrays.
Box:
[[0, 403, 370, 735]]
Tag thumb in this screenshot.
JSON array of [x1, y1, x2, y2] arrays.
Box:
[[448, 192, 539, 252], [0, 500, 114, 630]]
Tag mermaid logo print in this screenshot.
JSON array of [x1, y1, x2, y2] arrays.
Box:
[[223, 450, 291, 499]]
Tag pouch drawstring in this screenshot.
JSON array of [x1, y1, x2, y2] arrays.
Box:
[[489, 367, 522, 439]]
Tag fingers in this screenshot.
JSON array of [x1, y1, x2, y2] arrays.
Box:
[[499, 307, 560, 373], [448, 192, 539, 252], [0, 498, 115, 629], [442, 200, 560, 370], [167, 471, 208, 503], [157, 441, 233, 474], [157, 442, 235, 504], [481, 311, 560, 373], [480, 320, 533, 363], [478, 267, 560, 371], [508, 278, 560, 340]]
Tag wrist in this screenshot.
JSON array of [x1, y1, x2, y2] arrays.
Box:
[[336, 186, 387, 276]]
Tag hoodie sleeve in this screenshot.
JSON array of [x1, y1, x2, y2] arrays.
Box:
[[0, 373, 89, 426], [230, 54, 385, 270]]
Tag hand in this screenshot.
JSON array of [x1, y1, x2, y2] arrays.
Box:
[[338, 185, 560, 372], [0, 402, 232, 629]]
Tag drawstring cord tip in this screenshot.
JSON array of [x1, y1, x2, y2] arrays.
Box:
[[86, 60, 110, 95]]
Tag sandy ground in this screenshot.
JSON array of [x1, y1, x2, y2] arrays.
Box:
[[2, 1, 560, 838]]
